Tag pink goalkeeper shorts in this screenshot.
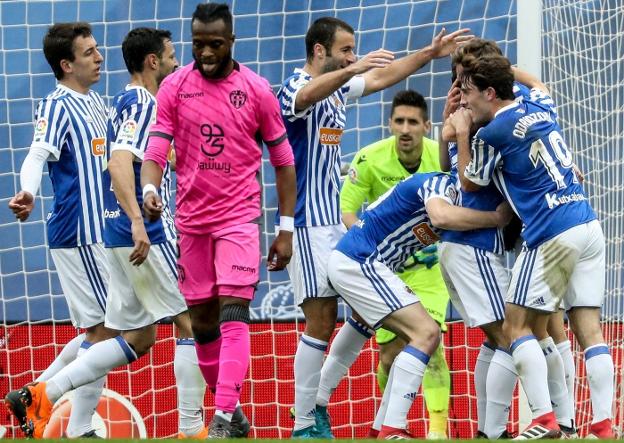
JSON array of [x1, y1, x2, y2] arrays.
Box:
[[177, 223, 260, 305]]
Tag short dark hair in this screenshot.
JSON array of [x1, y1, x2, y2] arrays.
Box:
[[43, 22, 93, 80], [451, 38, 502, 82], [459, 54, 515, 101], [192, 2, 233, 33], [305, 17, 354, 62], [122, 28, 172, 74], [390, 90, 429, 120]]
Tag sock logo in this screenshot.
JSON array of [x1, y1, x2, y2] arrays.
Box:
[[403, 392, 417, 401]]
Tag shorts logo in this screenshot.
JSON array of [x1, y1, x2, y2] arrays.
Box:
[[177, 264, 186, 283], [232, 264, 256, 274], [412, 223, 439, 246], [229, 90, 247, 109], [34, 117, 48, 138], [91, 138, 105, 156], [319, 127, 343, 145]]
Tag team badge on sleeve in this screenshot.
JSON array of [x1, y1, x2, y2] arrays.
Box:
[[34, 117, 48, 139], [117, 120, 137, 145], [348, 167, 358, 184]]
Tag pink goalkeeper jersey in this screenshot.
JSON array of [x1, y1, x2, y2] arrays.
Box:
[[145, 61, 291, 235]]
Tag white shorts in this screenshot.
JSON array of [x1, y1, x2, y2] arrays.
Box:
[[327, 250, 420, 329], [439, 242, 508, 327], [50, 243, 109, 329], [508, 220, 605, 312], [105, 239, 188, 330], [286, 224, 346, 305]]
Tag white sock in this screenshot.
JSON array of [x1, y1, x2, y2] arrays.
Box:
[[556, 340, 576, 425], [372, 364, 395, 431], [317, 318, 373, 407], [383, 346, 428, 429], [539, 337, 572, 427], [584, 344, 614, 423], [37, 333, 86, 382], [293, 334, 327, 431], [474, 343, 495, 433], [65, 343, 106, 438], [46, 336, 137, 403], [511, 335, 552, 418], [485, 349, 517, 438], [215, 410, 233, 422], [175, 338, 206, 435]]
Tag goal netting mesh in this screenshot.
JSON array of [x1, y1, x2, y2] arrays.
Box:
[[0, 0, 621, 438]]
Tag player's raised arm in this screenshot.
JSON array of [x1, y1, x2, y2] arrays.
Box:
[[294, 48, 394, 111], [362, 28, 472, 96]]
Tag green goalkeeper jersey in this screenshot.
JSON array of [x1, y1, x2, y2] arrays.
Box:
[[341, 135, 449, 326]]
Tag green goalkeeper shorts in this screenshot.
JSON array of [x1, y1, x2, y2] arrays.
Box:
[[376, 263, 450, 345]]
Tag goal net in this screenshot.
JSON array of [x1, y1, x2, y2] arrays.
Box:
[[0, 0, 620, 438], [541, 0, 624, 436]]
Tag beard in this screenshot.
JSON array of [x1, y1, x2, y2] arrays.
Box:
[[321, 55, 342, 74], [193, 50, 232, 79]]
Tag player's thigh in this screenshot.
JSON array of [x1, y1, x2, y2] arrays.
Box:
[[327, 250, 419, 330], [50, 244, 108, 328], [177, 231, 218, 305], [439, 242, 507, 327], [287, 224, 344, 305], [564, 220, 605, 309], [507, 233, 580, 313], [104, 244, 185, 331], [213, 223, 260, 299]]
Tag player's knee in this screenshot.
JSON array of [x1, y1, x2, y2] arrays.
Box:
[[220, 303, 250, 324], [194, 327, 221, 344]]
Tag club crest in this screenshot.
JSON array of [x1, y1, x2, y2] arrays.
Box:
[[230, 89, 247, 108]]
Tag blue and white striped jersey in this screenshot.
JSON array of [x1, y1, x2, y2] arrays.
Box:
[[102, 85, 175, 248], [31, 84, 107, 248], [277, 69, 365, 227], [337, 173, 455, 271], [465, 88, 596, 248], [441, 82, 531, 253]]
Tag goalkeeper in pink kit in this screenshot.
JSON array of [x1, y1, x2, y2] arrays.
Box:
[[141, 3, 296, 438]]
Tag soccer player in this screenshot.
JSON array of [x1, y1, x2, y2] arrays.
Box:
[[102, 28, 208, 438], [441, 39, 578, 438], [140, 3, 296, 439], [456, 54, 614, 439], [325, 90, 451, 439], [4, 25, 207, 440], [6, 22, 116, 439], [327, 171, 511, 439], [277, 17, 471, 437]]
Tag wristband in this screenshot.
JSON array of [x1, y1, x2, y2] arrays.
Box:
[[279, 216, 294, 232], [142, 183, 158, 200]]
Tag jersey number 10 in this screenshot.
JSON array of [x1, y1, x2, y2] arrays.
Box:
[[529, 130, 575, 189]]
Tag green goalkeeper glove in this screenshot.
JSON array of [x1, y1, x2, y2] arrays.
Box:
[[398, 244, 439, 271]]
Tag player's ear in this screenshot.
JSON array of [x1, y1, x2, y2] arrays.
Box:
[[59, 59, 72, 76], [231, 34, 236, 44], [424, 119, 431, 133], [485, 86, 497, 101], [146, 53, 158, 70], [314, 43, 326, 59]]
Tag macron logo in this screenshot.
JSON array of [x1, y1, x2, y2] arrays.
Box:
[[177, 91, 204, 99], [403, 392, 417, 401], [232, 264, 256, 274], [545, 192, 587, 209]]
